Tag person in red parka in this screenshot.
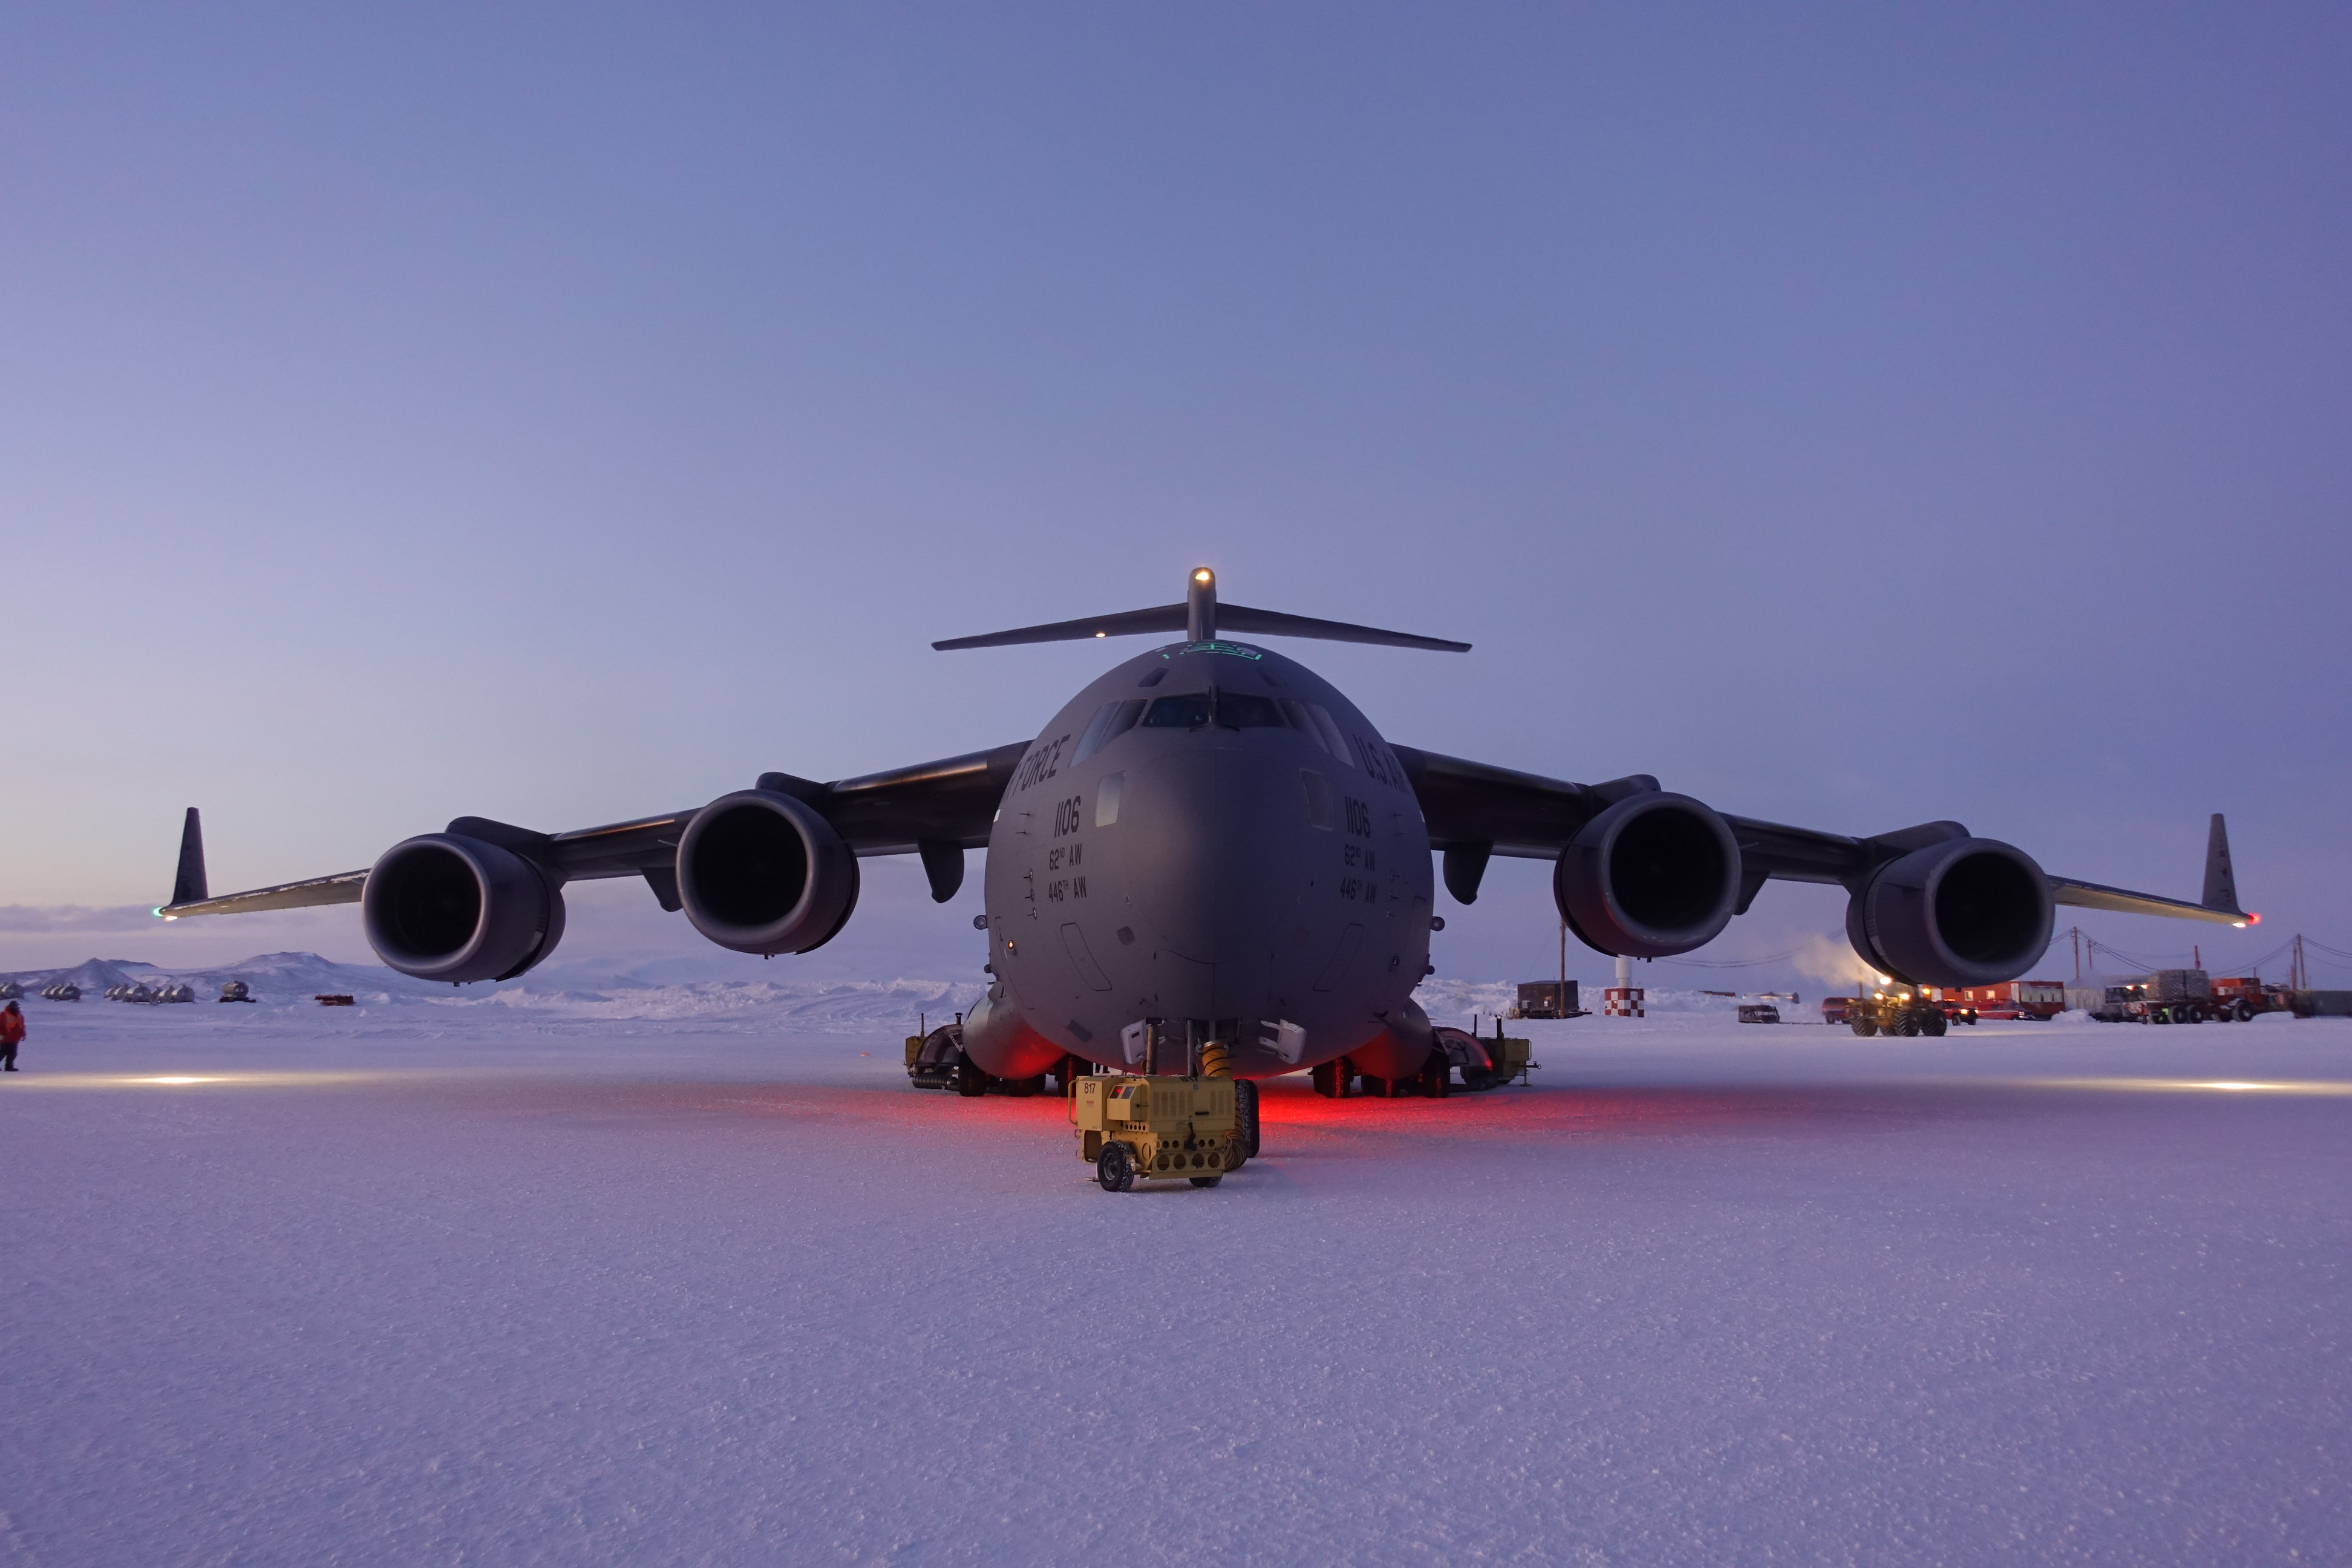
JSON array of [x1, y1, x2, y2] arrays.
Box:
[[0, 1000, 22, 1071]]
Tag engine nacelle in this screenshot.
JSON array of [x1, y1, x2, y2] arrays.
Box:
[[676, 789, 859, 955], [362, 834, 567, 984], [1554, 792, 1742, 958], [1846, 837, 2054, 988]]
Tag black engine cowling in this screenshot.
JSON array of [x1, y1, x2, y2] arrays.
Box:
[[1554, 792, 1742, 958], [676, 789, 860, 955], [362, 834, 567, 983], [1846, 837, 2054, 987]]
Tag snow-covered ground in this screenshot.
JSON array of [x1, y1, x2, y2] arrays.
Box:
[[4, 970, 2350, 1565]]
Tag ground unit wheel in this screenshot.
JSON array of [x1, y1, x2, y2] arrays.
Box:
[[1234, 1079, 1261, 1159], [1096, 1142, 1135, 1192], [1851, 1018, 1877, 1037], [1189, 1174, 1222, 1187], [2234, 999, 2257, 1022], [1920, 1011, 1947, 1037]]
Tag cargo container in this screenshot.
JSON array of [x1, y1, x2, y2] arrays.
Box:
[[1508, 981, 1583, 1019], [2288, 990, 2352, 1018]]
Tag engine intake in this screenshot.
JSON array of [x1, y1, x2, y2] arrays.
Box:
[[1554, 792, 1742, 958], [362, 834, 567, 984], [1846, 837, 2054, 988], [676, 789, 859, 955]]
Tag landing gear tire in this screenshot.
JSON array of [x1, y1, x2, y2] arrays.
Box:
[[1233, 1079, 1261, 1160], [1420, 1054, 1452, 1098], [955, 1057, 991, 1096], [1096, 1142, 1135, 1192], [1312, 1060, 1344, 1099]]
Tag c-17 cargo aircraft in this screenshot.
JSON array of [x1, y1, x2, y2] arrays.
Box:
[[160, 568, 2252, 1114]]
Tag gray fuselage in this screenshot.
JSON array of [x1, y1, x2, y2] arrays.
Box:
[[978, 639, 1436, 1080]]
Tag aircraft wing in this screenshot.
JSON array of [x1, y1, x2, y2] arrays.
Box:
[[1392, 744, 2253, 925], [158, 740, 1034, 919], [157, 869, 370, 919]]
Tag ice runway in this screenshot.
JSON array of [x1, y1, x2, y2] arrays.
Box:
[[5, 1003, 2350, 1566]]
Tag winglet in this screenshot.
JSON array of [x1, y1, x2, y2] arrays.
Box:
[[171, 807, 207, 907], [2204, 812, 2255, 923]]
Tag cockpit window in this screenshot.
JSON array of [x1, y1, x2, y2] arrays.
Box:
[[1142, 692, 1212, 728], [1073, 698, 1146, 763], [1217, 692, 1285, 729], [1278, 699, 1327, 754], [1305, 702, 1354, 765]]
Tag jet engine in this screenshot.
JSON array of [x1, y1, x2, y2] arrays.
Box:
[[362, 834, 567, 984], [675, 789, 860, 955], [1846, 837, 2054, 988], [1554, 792, 1742, 958]]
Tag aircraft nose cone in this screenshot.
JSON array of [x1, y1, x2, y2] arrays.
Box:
[[1119, 750, 1289, 1020]]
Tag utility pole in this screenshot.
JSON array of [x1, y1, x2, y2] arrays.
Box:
[[2071, 926, 2082, 981]]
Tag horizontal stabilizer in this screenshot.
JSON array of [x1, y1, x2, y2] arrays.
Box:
[[933, 603, 1191, 650], [935, 599, 1469, 653]]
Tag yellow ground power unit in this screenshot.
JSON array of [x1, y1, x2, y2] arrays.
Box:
[[1071, 1073, 1241, 1191]]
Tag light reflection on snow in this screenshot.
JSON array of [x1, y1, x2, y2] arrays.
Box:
[[2021, 1077, 2352, 1097], [11, 1071, 406, 1091]]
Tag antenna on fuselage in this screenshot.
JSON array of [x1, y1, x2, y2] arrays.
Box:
[[931, 567, 1470, 652]]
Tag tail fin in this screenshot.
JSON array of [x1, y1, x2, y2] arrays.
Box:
[[172, 808, 208, 907], [2202, 812, 2240, 914]]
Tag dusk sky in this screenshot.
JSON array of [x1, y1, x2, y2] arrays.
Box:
[[5, 5, 2347, 991]]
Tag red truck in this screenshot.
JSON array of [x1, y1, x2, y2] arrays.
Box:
[[1944, 980, 2066, 1021], [2205, 976, 2290, 1022]]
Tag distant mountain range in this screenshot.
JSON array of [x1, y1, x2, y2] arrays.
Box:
[[5, 953, 1771, 1028]]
